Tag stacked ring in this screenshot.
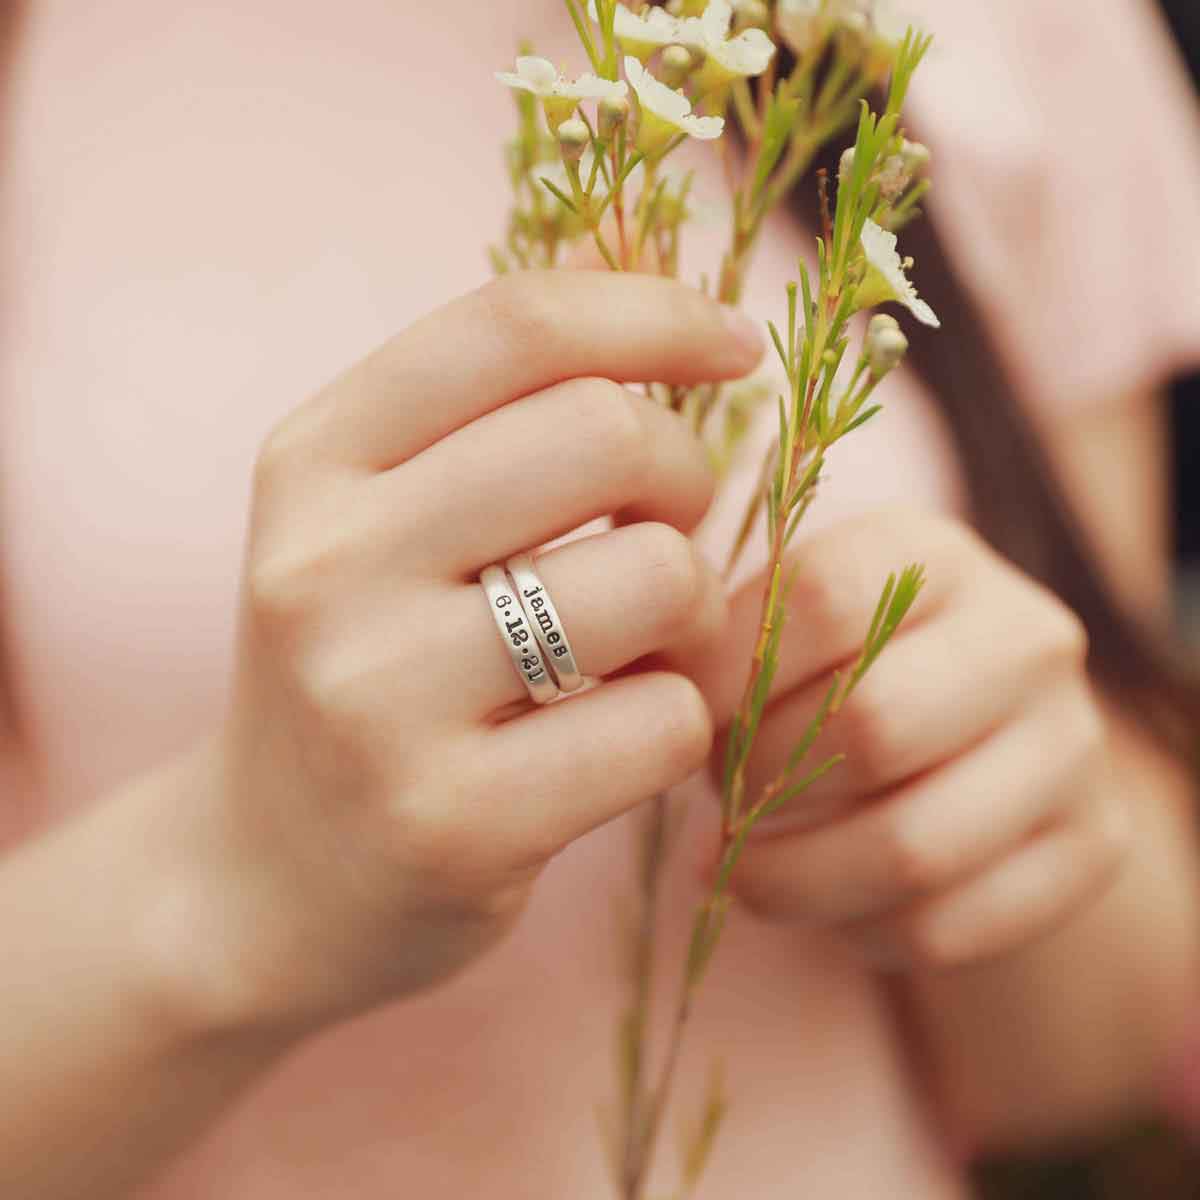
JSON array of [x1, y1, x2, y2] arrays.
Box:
[[506, 553, 583, 693], [480, 565, 559, 705], [480, 555, 584, 703]]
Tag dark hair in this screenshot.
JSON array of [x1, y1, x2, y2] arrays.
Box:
[[891, 211, 1200, 760], [785, 11, 1200, 764]]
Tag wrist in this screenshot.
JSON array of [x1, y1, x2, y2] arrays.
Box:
[[123, 740, 316, 1049]]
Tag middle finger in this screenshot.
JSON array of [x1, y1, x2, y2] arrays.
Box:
[[374, 378, 713, 578]]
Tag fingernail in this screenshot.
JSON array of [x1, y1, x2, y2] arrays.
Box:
[[720, 305, 765, 362]]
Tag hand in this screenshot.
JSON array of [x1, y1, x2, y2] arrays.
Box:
[[173, 271, 764, 1031], [690, 509, 1129, 970]]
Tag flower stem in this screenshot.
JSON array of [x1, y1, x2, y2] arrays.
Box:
[[619, 795, 669, 1196]]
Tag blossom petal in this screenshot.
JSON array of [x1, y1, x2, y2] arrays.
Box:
[[591, 0, 689, 50], [562, 72, 629, 103], [625, 55, 725, 150], [860, 218, 940, 328]]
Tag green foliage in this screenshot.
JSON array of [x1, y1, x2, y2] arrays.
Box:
[[493, 7, 940, 1198]]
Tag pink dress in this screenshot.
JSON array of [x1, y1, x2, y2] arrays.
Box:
[[0, 1, 1196, 1195]]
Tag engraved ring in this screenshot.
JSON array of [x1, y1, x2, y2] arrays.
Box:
[[506, 553, 584, 693], [479, 564, 559, 705]]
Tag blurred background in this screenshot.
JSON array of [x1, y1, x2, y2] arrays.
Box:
[[1167, 1, 1200, 640]]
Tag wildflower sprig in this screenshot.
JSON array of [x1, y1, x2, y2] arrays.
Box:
[[490, 6, 939, 1198]]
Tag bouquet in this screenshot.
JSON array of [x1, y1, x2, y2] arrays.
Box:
[[492, 4, 939, 1194]]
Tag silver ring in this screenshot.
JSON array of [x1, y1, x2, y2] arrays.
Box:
[[506, 553, 584, 693], [480, 565, 559, 705]]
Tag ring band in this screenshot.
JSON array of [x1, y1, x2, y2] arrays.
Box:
[[480, 565, 559, 705], [506, 554, 584, 693]]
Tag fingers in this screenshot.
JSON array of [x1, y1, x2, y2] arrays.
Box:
[[378, 380, 714, 577], [272, 272, 763, 474], [853, 799, 1128, 970], [453, 672, 713, 863], [738, 582, 1083, 824], [686, 510, 968, 725], [726, 681, 1105, 927], [434, 523, 725, 717]]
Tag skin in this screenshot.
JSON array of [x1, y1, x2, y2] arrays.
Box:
[[0, 264, 1195, 1197], [685, 386, 1200, 1150], [0, 270, 764, 1198]]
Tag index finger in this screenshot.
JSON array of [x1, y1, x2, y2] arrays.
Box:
[[282, 271, 764, 472]]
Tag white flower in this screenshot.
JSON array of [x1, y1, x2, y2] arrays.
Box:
[[496, 56, 629, 105], [689, 0, 776, 80], [776, 0, 907, 55], [589, 1, 688, 60], [624, 56, 724, 156], [859, 218, 939, 328]]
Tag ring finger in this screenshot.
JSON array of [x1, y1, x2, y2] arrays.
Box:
[[433, 521, 726, 718]]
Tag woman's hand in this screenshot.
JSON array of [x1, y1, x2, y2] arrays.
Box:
[[171, 271, 764, 1032], [690, 509, 1129, 970]]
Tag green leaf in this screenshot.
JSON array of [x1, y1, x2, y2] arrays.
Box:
[[679, 1060, 729, 1192], [751, 89, 801, 205], [488, 245, 510, 276], [759, 753, 847, 820], [863, 572, 897, 654], [783, 672, 841, 778], [848, 563, 926, 693], [540, 177, 579, 214], [842, 404, 883, 435], [768, 321, 789, 375]]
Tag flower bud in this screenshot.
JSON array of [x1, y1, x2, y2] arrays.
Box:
[[599, 93, 631, 140], [900, 139, 931, 176], [875, 154, 909, 202], [557, 117, 591, 165], [660, 44, 695, 89], [865, 313, 908, 377], [838, 146, 857, 183]]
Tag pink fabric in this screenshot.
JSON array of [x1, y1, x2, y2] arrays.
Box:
[[907, 0, 1200, 412], [0, 0, 1194, 1193]]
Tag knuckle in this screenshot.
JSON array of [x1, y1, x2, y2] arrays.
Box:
[[245, 537, 346, 639], [789, 559, 857, 646], [632, 522, 705, 637], [476, 271, 561, 357], [1093, 796, 1132, 877], [1012, 588, 1088, 673], [253, 422, 295, 492], [1070, 690, 1106, 760], [254, 409, 316, 492], [901, 914, 971, 970], [875, 813, 948, 898], [391, 790, 476, 882], [287, 644, 378, 752], [565, 379, 650, 488], [656, 675, 715, 780], [839, 679, 899, 776], [246, 554, 313, 640], [1048, 603, 1090, 666]]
